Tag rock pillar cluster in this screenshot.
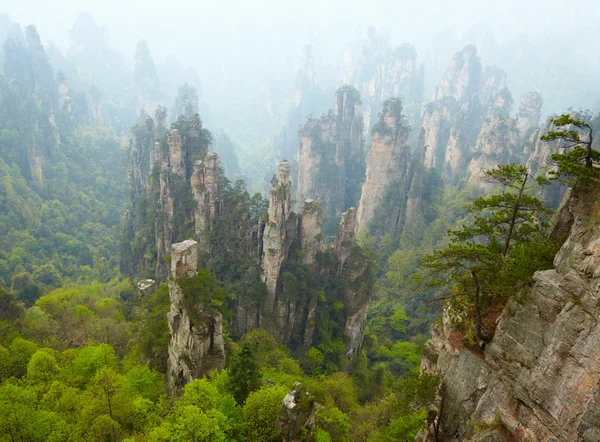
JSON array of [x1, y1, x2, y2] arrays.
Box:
[[296, 85, 364, 233]]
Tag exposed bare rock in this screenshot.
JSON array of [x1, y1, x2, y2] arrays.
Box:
[[480, 66, 507, 102], [296, 86, 364, 233], [485, 87, 513, 118], [173, 83, 199, 119], [356, 98, 411, 238], [137, 279, 155, 296], [466, 114, 519, 183], [298, 199, 323, 268], [420, 184, 600, 441], [167, 129, 185, 178], [333, 208, 375, 360], [280, 382, 318, 442], [433, 45, 481, 102], [167, 240, 226, 393], [27, 132, 43, 191], [517, 92, 543, 140], [155, 148, 174, 282], [191, 152, 220, 252], [262, 161, 296, 311], [421, 100, 453, 170], [344, 34, 424, 129]]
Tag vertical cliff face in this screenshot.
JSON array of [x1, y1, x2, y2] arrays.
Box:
[[262, 161, 296, 313], [356, 98, 411, 239], [517, 92, 543, 140], [433, 45, 481, 102], [173, 83, 199, 119], [296, 86, 364, 234], [128, 106, 168, 200], [466, 89, 518, 183], [421, 46, 483, 179], [298, 199, 323, 268], [167, 240, 226, 392], [333, 208, 375, 360], [419, 185, 600, 441], [191, 152, 220, 253], [344, 33, 424, 129]]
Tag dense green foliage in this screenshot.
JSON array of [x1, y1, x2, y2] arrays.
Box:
[[420, 164, 557, 344], [0, 26, 127, 304], [0, 283, 438, 441]]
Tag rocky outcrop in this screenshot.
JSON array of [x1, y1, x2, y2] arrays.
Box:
[[419, 184, 600, 441], [343, 30, 424, 129], [517, 92, 543, 140], [356, 98, 411, 238], [333, 208, 374, 360], [137, 279, 156, 296], [167, 240, 226, 393], [421, 46, 483, 179], [261, 161, 297, 338], [466, 90, 519, 183], [191, 152, 220, 252], [433, 45, 481, 102], [296, 86, 364, 234], [155, 140, 175, 282], [262, 161, 296, 313], [298, 199, 323, 268], [280, 382, 318, 442], [173, 83, 199, 119]]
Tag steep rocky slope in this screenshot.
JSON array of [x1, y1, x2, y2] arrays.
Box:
[[355, 98, 411, 239], [296, 85, 365, 234], [418, 184, 600, 441]]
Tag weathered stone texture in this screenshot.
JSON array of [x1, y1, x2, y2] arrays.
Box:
[[420, 185, 600, 441], [167, 240, 226, 392]]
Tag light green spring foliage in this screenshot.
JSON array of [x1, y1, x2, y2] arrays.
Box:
[[0, 311, 438, 442]]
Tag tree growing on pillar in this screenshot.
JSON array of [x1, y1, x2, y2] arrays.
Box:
[[541, 113, 599, 184], [420, 164, 554, 345]]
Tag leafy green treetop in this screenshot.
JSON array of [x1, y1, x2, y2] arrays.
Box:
[[421, 164, 553, 343], [541, 113, 599, 184]]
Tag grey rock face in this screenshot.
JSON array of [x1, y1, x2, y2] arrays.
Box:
[[420, 185, 600, 441], [356, 98, 411, 239], [191, 152, 220, 253], [333, 208, 374, 360], [517, 92, 543, 140], [167, 240, 226, 393], [137, 279, 155, 296], [280, 382, 318, 442], [262, 161, 295, 305], [296, 86, 364, 233], [298, 199, 323, 268]]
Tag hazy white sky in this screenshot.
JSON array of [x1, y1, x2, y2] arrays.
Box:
[[5, 0, 593, 65], [3, 0, 598, 110]]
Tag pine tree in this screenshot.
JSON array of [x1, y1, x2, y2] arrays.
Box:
[[421, 164, 553, 344], [227, 341, 261, 405]]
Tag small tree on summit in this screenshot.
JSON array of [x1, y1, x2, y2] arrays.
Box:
[[542, 113, 599, 184]]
